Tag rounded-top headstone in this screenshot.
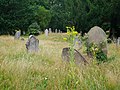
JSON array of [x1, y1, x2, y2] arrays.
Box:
[[87, 26, 107, 55], [14, 30, 21, 39], [88, 26, 107, 44]]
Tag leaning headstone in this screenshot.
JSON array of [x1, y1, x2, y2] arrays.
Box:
[[73, 36, 82, 50], [87, 26, 107, 57], [49, 28, 52, 33], [45, 29, 49, 37], [25, 35, 39, 53], [14, 31, 21, 39], [62, 47, 88, 65]]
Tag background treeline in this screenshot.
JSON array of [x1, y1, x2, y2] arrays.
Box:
[[0, 0, 120, 38]]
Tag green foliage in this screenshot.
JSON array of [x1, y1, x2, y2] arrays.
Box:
[[34, 6, 52, 31], [0, 0, 120, 37], [64, 26, 78, 62], [28, 22, 41, 35], [87, 42, 107, 63]]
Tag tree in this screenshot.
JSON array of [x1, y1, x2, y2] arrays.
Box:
[[0, 0, 35, 35]]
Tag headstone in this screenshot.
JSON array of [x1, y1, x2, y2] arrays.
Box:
[[73, 36, 82, 50], [49, 28, 52, 33], [14, 31, 21, 39], [23, 31, 25, 35], [45, 29, 49, 37], [62, 47, 88, 65], [55, 29, 57, 33], [117, 37, 120, 46], [58, 30, 61, 33], [25, 35, 39, 53], [87, 26, 107, 57]]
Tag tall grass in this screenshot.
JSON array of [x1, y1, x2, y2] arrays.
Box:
[[0, 34, 120, 90]]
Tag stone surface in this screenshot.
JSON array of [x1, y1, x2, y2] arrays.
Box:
[[73, 36, 82, 50], [58, 30, 61, 33], [49, 28, 52, 33], [87, 26, 107, 56], [14, 31, 21, 39], [26, 35, 39, 53], [117, 37, 120, 45], [55, 29, 57, 33], [45, 29, 49, 37], [62, 47, 88, 65]]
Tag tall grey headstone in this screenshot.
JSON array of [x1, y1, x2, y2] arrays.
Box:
[[62, 47, 88, 65], [45, 29, 49, 37], [87, 26, 107, 57], [14, 31, 21, 39], [26, 35, 39, 53]]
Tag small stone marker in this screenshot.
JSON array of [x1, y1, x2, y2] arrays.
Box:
[[45, 29, 49, 37], [14, 31, 21, 39], [62, 47, 88, 65], [23, 31, 25, 35], [26, 35, 39, 53], [49, 28, 52, 33], [59, 30, 61, 33], [74, 36, 82, 50], [87, 26, 107, 57], [55, 29, 57, 33], [117, 37, 120, 45]]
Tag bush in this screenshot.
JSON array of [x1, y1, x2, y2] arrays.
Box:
[[28, 22, 41, 35]]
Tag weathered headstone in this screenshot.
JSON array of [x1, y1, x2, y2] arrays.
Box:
[[49, 28, 52, 33], [14, 31, 21, 39], [25, 35, 39, 53], [55, 29, 57, 33], [62, 47, 88, 65], [87, 26, 107, 57], [58, 30, 61, 33], [73, 36, 82, 50], [117, 37, 120, 47], [45, 29, 49, 37]]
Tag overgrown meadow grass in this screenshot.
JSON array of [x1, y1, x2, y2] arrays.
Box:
[[0, 34, 120, 90]]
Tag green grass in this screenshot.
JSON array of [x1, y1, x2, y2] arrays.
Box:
[[0, 34, 120, 90]]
